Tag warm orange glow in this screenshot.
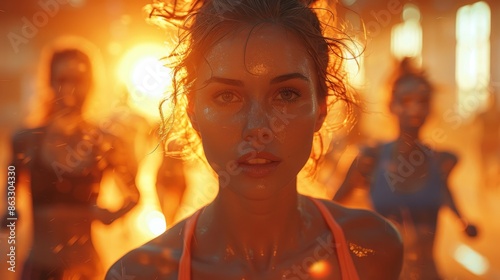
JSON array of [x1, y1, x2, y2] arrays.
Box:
[[308, 260, 332, 278], [136, 209, 167, 237], [456, 1, 490, 119], [132, 147, 168, 238], [130, 57, 171, 98], [391, 4, 422, 65], [344, 39, 365, 88], [94, 144, 167, 270], [117, 43, 173, 121]]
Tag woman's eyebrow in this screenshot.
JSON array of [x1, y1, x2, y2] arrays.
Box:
[[202, 72, 310, 87], [203, 77, 244, 87], [270, 73, 310, 84]]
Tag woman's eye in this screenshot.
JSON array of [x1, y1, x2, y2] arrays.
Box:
[[275, 88, 301, 102], [214, 91, 241, 104]]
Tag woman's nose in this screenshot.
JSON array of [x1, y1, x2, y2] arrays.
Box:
[[407, 101, 427, 116], [242, 102, 273, 143]]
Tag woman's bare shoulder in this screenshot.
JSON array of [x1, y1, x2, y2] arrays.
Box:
[[316, 199, 403, 280], [105, 219, 188, 280]]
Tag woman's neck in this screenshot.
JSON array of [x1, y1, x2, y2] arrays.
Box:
[[198, 184, 309, 271], [396, 130, 421, 153], [48, 107, 83, 122]]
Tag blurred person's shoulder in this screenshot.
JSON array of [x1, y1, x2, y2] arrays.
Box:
[[10, 126, 47, 160], [12, 126, 46, 143], [417, 141, 458, 173], [355, 140, 387, 175], [436, 149, 458, 175]]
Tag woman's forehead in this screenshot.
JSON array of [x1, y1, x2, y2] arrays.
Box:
[[53, 58, 90, 74], [394, 88, 431, 100], [394, 79, 431, 96], [200, 24, 314, 78]]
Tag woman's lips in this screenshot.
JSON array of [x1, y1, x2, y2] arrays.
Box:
[[237, 152, 281, 178], [238, 161, 280, 178]]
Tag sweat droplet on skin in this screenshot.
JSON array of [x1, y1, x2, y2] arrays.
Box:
[[202, 107, 218, 122], [248, 63, 269, 76], [348, 242, 375, 257]]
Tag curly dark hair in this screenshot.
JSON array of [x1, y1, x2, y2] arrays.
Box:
[[147, 0, 359, 175]]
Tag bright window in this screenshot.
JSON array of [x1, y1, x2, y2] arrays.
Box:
[[344, 39, 365, 89], [456, 1, 490, 118], [344, 11, 365, 88], [391, 4, 422, 65]]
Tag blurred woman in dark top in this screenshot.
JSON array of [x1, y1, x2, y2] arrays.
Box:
[[3, 37, 140, 280]]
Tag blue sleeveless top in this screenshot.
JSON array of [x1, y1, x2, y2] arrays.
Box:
[[370, 142, 444, 229], [369, 142, 448, 279]]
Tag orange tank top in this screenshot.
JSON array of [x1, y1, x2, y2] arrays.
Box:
[[178, 197, 360, 280]]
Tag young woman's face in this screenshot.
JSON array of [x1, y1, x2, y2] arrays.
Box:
[[51, 57, 91, 111], [189, 24, 325, 199], [391, 87, 430, 130]]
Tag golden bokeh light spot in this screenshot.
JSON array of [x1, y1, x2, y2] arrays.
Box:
[[308, 259, 332, 278], [117, 43, 173, 121], [136, 209, 167, 237]]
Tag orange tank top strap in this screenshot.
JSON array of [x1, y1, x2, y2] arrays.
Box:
[[309, 197, 360, 280], [178, 199, 360, 280], [178, 208, 202, 280]]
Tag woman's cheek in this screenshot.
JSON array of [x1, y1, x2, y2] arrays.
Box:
[[198, 105, 225, 123], [269, 102, 316, 142], [196, 105, 245, 145]]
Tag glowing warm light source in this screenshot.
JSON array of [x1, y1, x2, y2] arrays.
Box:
[[453, 244, 489, 276], [391, 4, 422, 65], [344, 39, 364, 88], [402, 4, 420, 22], [455, 1, 490, 119], [308, 260, 332, 278], [130, 57, 171, 98], [108, 41, 122, 56], [136, 209, 167, 237], [117, 43, 173, 121]]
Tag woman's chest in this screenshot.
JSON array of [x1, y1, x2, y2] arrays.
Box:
[[189, 243, 345, 280]]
